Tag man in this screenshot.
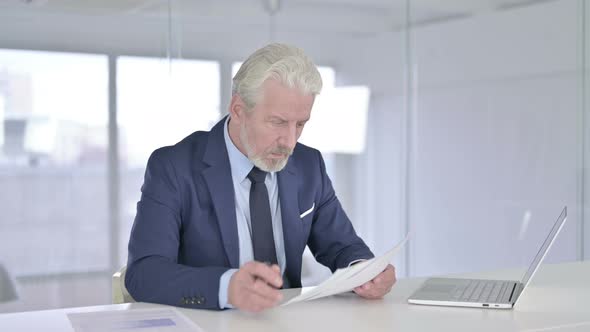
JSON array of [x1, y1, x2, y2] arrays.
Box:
[[125, 43, 396, 312]]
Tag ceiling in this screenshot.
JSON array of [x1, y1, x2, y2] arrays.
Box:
[[0, 0, 554, 35]]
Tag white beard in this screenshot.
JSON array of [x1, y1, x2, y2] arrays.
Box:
[[240, 122, 290, 172]]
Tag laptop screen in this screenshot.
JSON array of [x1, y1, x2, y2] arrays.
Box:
[[520, 206, 567, 286]]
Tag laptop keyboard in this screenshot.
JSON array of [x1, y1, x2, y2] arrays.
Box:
[[452, 280, 512, 303]]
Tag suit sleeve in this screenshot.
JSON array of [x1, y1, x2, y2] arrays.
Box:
[[307, 151, 375, 272], [125, 148, 228, 310]]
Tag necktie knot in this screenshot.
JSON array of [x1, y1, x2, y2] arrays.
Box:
[[247, 167, 267, 184]]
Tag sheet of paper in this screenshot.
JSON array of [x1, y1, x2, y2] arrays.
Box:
[[279, 266, 351, 304], [67, 308, 204, 332], [281, 233, 410, 306]]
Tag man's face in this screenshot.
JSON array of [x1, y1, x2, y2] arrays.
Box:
[[237, 79, 314, 172]]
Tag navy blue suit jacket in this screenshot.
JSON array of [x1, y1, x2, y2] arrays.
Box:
[[125, 117, 374, 310]]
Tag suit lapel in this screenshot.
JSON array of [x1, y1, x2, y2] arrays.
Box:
[[202, 117, 240, 268], [278, 160, 304, 282]]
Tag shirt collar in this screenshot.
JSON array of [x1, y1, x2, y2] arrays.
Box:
[[223, 116, 255, 183]]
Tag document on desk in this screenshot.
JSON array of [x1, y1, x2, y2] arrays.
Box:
[[67, 308, 204, 332], [281, 233, 410, 306]]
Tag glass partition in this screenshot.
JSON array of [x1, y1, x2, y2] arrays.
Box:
[[409, 0, 582, 276]]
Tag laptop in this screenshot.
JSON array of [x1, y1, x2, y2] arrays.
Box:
[[408, 206, 567, 309]]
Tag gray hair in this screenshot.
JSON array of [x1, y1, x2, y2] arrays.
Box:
[[232, 43, 323, 109]]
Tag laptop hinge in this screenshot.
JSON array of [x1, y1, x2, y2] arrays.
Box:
[[508, 283, 520, 302]]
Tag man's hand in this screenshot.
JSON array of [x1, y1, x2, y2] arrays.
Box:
[[228, 261, 283, 312], [353, 264, 396, 299]]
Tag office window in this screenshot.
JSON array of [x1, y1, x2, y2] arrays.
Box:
[[0, 49, 110, 311], [0, 49, 109, 279], [299, 85, 370, 154], [117, 56, 220, 265], [0, 94, 5, 147]]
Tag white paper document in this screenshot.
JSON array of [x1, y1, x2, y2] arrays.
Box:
[[67, 308, 204, 332], [281, 233, 410, 306]]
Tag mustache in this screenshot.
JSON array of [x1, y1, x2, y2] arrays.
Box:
[[269, 146, 293, 156]]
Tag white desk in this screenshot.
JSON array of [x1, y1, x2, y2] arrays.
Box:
[[1, 261, 589, 332]]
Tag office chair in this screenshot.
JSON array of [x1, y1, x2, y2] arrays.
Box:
[[0, 263, 18, 303], [112, 266, 135, 304]]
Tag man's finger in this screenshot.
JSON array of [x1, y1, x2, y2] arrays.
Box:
[[241, 291, 280, 313], [374, 265, 396, 285], [354, 286, 382, 299], [246, 262, 283, 288], [248, 278, 283, 302], [248, 290, 281, 308], [271, 264, 281, 274]]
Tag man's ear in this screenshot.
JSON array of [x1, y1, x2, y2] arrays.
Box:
[[229, 94, 247, 124]]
